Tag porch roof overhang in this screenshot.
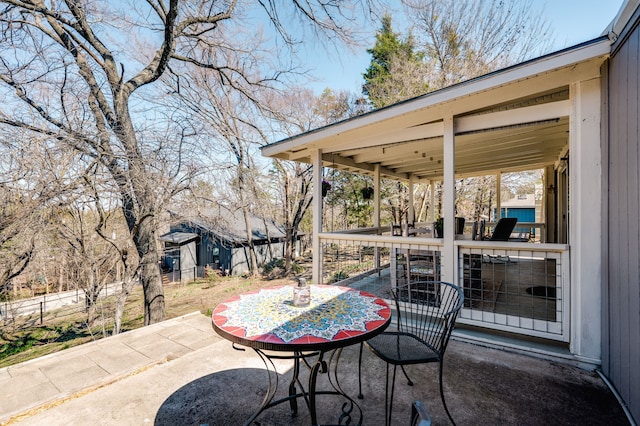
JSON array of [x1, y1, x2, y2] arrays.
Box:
[[261, 37, 611, 181]]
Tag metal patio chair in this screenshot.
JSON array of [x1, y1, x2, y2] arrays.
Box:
[[358, 281, 464, 425]]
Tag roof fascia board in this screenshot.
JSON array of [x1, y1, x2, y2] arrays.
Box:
[[261, 39, 610, 158], [329, 121, 444, 152], [611, 0, 640, 54], [396, 39, 608, 118], [408, 57, 602, 127], [608, 0, 639, 39], [285, 120, 443, 160]]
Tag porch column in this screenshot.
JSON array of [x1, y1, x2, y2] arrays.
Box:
[[442, 116, 455, 283], [429, 180, 435, 223], [569, 78, 602, 363], [408, 174, 415, 225], [374, 164, 381, 272], [544, 165, 555, 243], [312, 149, 323, 284], [374, 164, 381, 229], [496, 173, 502, 220]]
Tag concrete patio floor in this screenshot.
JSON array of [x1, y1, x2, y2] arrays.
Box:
[[0, 312, 630, 425]]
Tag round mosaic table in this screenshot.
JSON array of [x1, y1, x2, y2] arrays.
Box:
[[211, 284, 391, 425]]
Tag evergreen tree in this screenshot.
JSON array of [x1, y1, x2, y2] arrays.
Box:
[[362, 14, 426, 108]]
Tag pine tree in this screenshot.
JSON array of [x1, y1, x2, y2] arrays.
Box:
[[362, 14, 426, 108]]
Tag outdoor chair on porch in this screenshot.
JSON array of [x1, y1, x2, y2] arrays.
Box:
[[358, 281, 464, 426], [483, 217, 519, 263], [486, 217, 518, 241]]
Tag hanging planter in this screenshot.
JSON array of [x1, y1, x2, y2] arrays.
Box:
[[361, 186, 374, 200], [322, 180, 331, 197]]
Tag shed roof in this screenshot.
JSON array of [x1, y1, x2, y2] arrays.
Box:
[[159, 232, 199, 245], [171, 209, 288, 245], [501, 194, 536, 208]]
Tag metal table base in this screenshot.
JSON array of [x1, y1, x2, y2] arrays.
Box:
[[236, 343, 362, 426]]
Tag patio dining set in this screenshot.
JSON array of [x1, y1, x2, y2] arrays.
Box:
[[211, 280, 464, 426]]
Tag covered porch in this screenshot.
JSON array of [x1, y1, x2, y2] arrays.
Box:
[[262, 38, 610, 366]]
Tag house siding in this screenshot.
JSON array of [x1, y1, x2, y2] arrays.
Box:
[[606, 7, 640, 423], [229, 242, 286, 275]]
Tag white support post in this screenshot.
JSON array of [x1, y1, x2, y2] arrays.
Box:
[[408, 174, 415, 225], [569, 78, 602, 364], [541, 167, 548, 224], [496, 173, 502, 220], [443, 117, 455, 283], [544, 165, 556, 243], [374, 164, 381, 230], [429, 180, 435, 223], [374, 165, 381, 272], [312, 149, 323, 285]]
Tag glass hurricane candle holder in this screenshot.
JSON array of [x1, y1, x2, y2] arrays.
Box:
[[293, 278, 310, 307]]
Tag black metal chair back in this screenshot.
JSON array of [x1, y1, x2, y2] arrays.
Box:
[[358, 281, 464, 425], [392, 281, 462, 362], [488, 217, 517, 241]]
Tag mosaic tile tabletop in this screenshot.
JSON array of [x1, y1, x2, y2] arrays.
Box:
[[212, 284, 391, 350]]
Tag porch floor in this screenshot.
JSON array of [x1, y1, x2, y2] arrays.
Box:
[[0, 312, 629, 425]]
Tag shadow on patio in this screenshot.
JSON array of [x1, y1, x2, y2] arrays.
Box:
[[1, 312, 629, 425]]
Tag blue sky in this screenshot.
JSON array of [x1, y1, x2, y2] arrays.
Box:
[[307, 0, 624, 94]]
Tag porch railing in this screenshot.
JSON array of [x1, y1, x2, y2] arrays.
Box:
[[318, 231, 570, 342], [456, 241, 570, 342]]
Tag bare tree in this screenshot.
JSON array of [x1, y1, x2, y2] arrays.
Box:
[[0, 0, 380, 325], [271, 160, 313, 274], [403, 0, 554, 89], [167, 63, 270, 276], [266, 88, 364, 269], [0, 187, 38, 298], [456, 176, 495, 223], [57, 200, 116, 325], [0, 129, 76, 299]]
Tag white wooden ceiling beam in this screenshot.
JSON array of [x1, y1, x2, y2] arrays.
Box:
[[321, 153, 407, 180], [455, 100, 571, 134]]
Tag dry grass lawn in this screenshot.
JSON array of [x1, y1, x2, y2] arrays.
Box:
[[0, 276, 296, 368]]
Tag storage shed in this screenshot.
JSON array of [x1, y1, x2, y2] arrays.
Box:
[[158, 232, 199, 282], [165, 210, 300, 276]]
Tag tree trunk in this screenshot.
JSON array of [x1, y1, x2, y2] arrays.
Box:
[[113, 278, 136, 335], [417, 185, 429, 222], [86, 274, 97, 325], [134, 213, 164, 325], [58, 263, 63, 293], [284, 226, 293, 274], [241, 206, 259, 276], [261, 217, 275, 260], [283, 173, 293, 275]]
